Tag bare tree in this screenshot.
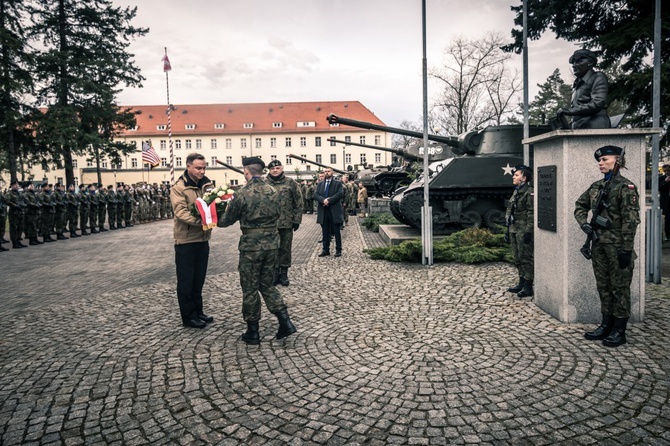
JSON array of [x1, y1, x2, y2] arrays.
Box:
[[430, 32, 521, 134]]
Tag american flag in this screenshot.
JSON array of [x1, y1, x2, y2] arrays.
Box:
[[141, 141, 160, 167]]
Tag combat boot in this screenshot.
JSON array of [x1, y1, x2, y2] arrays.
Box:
[[0, 245, 8, 252], [81, 229, 90, 235], [240, 321, 260, 345], [274, 308, 297, 340], [99, 227, 108, 232], [584, 314, 614, 340], [279, 267, 290, 286], [57, 233, 69, 240], [90, 227, 100, 234], [43, 235, 56, 242], [517, 280, 533, 298], [507, 277, 525, 293], [603, 317, 629, 347], [29, 237, 41, 245], [273, 268, 281, 286]]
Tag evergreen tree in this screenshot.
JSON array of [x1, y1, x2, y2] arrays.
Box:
[[30, 0, 147, 186], [526, 69, 571, 125]]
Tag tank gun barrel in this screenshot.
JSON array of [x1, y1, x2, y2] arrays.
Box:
[[327, 138, 422, 162], [288, 154, 348, 175], [326, 114, 459, 147], [214, 160, 245, 175]]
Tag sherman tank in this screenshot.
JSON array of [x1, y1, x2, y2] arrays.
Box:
[[326, 114, 551, 233]]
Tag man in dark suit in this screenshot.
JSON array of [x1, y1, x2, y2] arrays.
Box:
[[314, 167, 344, 257]]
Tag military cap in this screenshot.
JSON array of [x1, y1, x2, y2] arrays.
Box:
[[10, 179, 19, 186], [267, 159, 282, 168], [41, 183, 49, 188], [513, 164, 532, 174], [242, 156, 265, 169], [80, 183, 86, 188], [594, 145, 623, 160], [569, 49, 597, 64]]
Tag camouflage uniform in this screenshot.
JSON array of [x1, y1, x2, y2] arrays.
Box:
[[0, 192, 8, 248], [97, 187, 108, 231], [88, 186, 99, 233], [265, 172, 303, 285], [78, 187, 90, 235], [505, 182, 534, 284], [65, 186, 80, 236], [575, 174, 640, 319], [219, 176, 288, 323], [116, 186, 125, 228], [24, 185, 42, 244], [106, 188, 118, 229], [38, 186, 56, 242], [5, 185, 27, 248], [123, 187, 134, 227], [342, 179, 351, 224], [53, 186, 68, 239], [304, 182, 315, 214]]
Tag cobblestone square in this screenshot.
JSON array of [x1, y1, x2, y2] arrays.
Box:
[[1, 216, 669, 445]]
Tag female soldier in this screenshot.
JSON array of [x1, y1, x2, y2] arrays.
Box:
[[574, 145, 640, 347], [506, 165, 534, 298]]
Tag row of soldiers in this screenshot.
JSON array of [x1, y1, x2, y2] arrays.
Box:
[[0, 180, 173, 251], [297, 174, 361, 217]]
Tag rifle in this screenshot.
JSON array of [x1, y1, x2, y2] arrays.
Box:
[[505, 190, 520, 243], [580, 150, 624, 260]]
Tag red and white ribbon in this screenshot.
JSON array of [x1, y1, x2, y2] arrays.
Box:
[[194, 197, 217, 230]]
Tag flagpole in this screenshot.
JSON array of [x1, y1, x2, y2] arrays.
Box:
[[163, 47, 174, 185]]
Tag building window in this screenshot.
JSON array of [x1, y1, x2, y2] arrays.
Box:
[[161, 158, 167, 167], [330, 154, 336, 164], [375, 135, 381, 145], [306, 165, 311, 171], [230, 179, 238, 186], [300, 137, 306, 147], [211, 139, 217, 149], [102, 161, 108, 168], [270, 138, 277, 148], [285, 137, 291, 148], [87, 160, 93, 167], [160, 140, 166, 150], [360, 136, 366, 145], [185, 124, 195, 130], [225, 138, 232, 149], [196, 139, 202, 149], [211, 156, 217, 166], [72, 159, 78, 168], [185, 139, 192, 149], [315, 155, 322, 163], [156, 124, 166, 131], [285, 156, 292, 165], [175, 140, 182, 149], [345, 154, 351, 164], [297, 121, 315, 127], [360, 153, 366, 164], [255, 138, 262, 149], [176, 157, 182, 167], [270, 155, 277, 161], [315, 137, 321, 147], [243, 123, 254, 129], [330, 137, 336, 147], [375, 153, 381, 163], [273, 122, 282, 128], [345, 136, 351, 143], [241, 138, 247, 149], [225, 156, 233, 164], [300, 154, 307, 164], [131, 158, 138, 168], [214, 123, 224, 129]]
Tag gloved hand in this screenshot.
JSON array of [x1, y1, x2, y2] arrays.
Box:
[[617, 250, 632, 269], [581, 223, 593, 236], [504, 232, 510, 243], [292, 223, 300, 232], [523, 232, 533, 244]]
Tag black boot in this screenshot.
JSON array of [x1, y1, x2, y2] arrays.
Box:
[[517, 280, 533, 298], [29, 237, 41, 246], [274, 308, 297, 340], [0, 245, 8, 252], [240, 321, 260, 345], [273, 268, 281, 286], [584, 314, 614, 340], [43, 235, 56, 242], [507, 277, 525, 293], [603, 317, 629, 347], [279, 267, 290, 286], [57, 233, 69, 240]]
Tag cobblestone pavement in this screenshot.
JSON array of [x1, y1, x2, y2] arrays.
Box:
[[1, 216, 669, 445]]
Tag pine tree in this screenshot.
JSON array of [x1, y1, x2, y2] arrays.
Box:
[[527, 69, 571, 125]]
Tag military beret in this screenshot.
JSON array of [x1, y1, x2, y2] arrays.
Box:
[[594, 145, 624, 160], [242, 156, 265, 169], [513, 165, 532, 174], [41, 183, 49, 188], [569, 49, 597, 64], [80, 183, 86, 188], [267, 159, 282, 168], [10, 179, 19, 186]]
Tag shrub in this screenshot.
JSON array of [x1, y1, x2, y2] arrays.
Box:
[[361, 213, 401, 232]]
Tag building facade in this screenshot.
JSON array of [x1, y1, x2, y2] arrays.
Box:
[[2, 101, 394, 189]]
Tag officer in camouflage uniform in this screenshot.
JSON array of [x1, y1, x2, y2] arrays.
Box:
[[24, 182, 43, 245], [66, 184, 80, 237], [78, 184, 90, 235], [304, 180, 314, 214], [123, 184, 134, 227], [505, 165, 534, 298], [116, 184, 125, 228], [0, 189, 8, 251], [88, 184, 100, 233], [97, 184, 108, 231], [219, 156, 297, 345], [341, 175, 351, 225], [106, 185, 117, 229], [575, 145, 640, 347], [53, 183, 68, 239], [265, 159, 303, 286], [38, 183, 56, 242], [5, 180, 27, 249]]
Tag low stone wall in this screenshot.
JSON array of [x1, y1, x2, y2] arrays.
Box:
[[368, 197, 391, 215]]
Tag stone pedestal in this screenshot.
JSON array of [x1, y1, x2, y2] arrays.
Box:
[[368, 197, 391, 215], [524, 129, 659, 324]]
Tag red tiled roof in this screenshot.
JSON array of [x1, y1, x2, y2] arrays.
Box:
[[120, 101, 385, 137]]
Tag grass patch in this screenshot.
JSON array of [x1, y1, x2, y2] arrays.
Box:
[[364, 227, 513, 264], [361, 213, 401, 232]]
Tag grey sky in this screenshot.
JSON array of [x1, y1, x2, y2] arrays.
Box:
[[116, 0, 579, 127]]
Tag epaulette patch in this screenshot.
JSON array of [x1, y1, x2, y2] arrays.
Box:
[[627, 184, 635, 189]]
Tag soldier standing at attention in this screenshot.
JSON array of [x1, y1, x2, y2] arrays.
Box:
[[53, 183, 68, 240], [505, 165, 534, 298], [575, 145, 639, 347], [78, 184, 90, 235], [106, 185, 118, 229], [124, 184, 135, 227], [24, 182, 43, 245], [88, 184, 99, 233], [97, 184, 108, 231], [5, 180, 27, 249], [66, 184, 80, 237], [38, 183, 56, 243], [218, 157, 297, 345], [116, 184, 125, 228], [304, 180, 314, 214], [0, 189, 8, 251], [265, 159, 303, 287]]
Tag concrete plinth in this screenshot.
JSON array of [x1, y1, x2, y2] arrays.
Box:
[[369, 197, 391, 215], [525, 129, 660, 324]]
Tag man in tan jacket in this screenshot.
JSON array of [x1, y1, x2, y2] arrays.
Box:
[[170, 153, 215, 328]]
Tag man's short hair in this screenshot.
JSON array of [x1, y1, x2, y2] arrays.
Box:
[[186, 153, 205, 165], [245, 163, 264, 176]]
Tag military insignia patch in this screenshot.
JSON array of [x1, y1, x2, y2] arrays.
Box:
[[630, 195, 637, 205], [627, 184, 635, 189]]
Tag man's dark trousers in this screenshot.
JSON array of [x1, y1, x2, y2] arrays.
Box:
[[322, 209, 341, 254], [175, 241, 209, 322]]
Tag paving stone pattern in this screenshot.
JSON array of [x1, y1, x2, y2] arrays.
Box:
[[1, 216, 669, 445]]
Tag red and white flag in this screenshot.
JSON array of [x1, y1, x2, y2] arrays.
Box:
[[162, 53, 172, 72], [194, 197, 218, 230]]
